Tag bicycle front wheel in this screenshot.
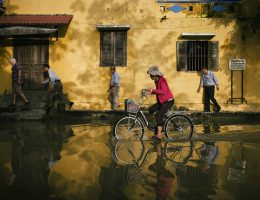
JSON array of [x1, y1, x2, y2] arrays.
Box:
[[113, 116, 144, 140], [164, 114, 193, 140]]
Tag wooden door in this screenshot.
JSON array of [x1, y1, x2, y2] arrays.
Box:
[[14, 37, 49, 90]]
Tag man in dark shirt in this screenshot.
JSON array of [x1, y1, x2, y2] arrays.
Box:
[[9, 58, 30, 106]]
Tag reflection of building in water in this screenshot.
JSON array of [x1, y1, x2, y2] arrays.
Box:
[[11, 131, 52, 199], [0, 122, 74, 200], [175, 142, 219, 200], [175, 164, 218, 199], [99, 161, 128, 200]]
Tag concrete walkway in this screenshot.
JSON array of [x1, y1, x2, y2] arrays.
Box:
[[0, 107, 46, 120], [1, 108, 260, 124], [59, 110, 260, 124]]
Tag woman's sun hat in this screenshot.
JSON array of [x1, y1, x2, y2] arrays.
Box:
[[147, 65, 164, 76]]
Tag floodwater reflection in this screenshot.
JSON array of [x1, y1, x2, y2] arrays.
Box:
[[0, 122, 73, 200], [0, 122, 260, 200]]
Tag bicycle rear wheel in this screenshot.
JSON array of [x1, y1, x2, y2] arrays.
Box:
[[113, 116, 144, 140], [164, 141, 193, 164], [164, 114, 193, 140], [114, 140, 144, 165]]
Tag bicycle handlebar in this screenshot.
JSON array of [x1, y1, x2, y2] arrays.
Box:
[[140, 89, 150, 99]]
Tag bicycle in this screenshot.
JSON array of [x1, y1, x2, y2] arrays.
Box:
[[113, 140, 194, 166], [113, 89, 194, 140]]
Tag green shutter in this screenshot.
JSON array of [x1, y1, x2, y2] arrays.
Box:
[[100, 32, 113, 66], [208, 41, 219, 71], [114, 32, 127, 66], [176, 41, 187, 71]]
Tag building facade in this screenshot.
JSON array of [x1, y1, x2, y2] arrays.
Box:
[[0, 0, 259, 111]]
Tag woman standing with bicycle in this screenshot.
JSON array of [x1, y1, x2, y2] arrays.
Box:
[[146, 66, 174, 140]]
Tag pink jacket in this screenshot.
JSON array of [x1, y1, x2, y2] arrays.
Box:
[[151, 76, 174, 104]]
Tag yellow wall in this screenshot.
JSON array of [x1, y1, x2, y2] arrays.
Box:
[[1, 0, 260, 110], [0, 46, 12, 93]]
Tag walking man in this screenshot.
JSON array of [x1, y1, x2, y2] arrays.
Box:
[[108, 67, 120, 110], [197, 66, 221, 112], [9, 58, 30, 107], [41, 64, 73, 109]]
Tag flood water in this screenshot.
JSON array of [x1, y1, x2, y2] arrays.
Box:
[[0, 122, 260, 200]]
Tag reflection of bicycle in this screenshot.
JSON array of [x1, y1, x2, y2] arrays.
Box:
[[113, 89, 194, 140], [113, 140, 194, 167]]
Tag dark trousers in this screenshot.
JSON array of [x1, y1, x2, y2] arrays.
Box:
[[47, 81, 71, 108], [149, 100, 174, 126], [204, 86, 220, 112]]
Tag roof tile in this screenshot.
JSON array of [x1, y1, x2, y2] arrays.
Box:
[[0, 15, 73, 26]]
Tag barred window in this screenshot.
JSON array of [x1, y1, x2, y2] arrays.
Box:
[[100, 31, 127, 67], [187, 41, 208, 71], [177, 41, 219, 72]]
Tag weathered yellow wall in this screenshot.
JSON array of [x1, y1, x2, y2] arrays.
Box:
[[1, 0, 259, 110], [0, 46, 12, 93]]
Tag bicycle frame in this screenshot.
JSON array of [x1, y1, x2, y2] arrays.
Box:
[[129, 110, 153, 131], [129, 109, 182, 133]]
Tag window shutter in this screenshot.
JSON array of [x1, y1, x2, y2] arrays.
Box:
[[208, 41, 219, 71], [100, 32, 113, 66], [114, 32, 127, 66], [176, 41, 187, 71]]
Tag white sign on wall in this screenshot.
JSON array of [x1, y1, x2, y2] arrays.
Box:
[[229, 59, 246, 70]]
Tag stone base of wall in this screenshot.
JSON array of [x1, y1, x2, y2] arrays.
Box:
[[69, 101, 260, 112], [0, 90, 47, 108], [178, 103, 260, 112]]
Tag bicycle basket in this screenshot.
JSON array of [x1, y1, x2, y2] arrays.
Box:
[[125, 99, 140, 113]]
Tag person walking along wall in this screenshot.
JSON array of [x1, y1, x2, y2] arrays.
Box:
[[197, 66, 221, 112], [9, 58, 30, 107], [41, 64, 73, 110], [108, 67, 120, 110]]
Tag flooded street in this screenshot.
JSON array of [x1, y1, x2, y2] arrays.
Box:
[[0, 122, 260, 200]]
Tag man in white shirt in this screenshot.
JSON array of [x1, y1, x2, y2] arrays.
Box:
[[42, 64, 73, 110], [108, 67, 120, 110], [197, 66, 221, 112]]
